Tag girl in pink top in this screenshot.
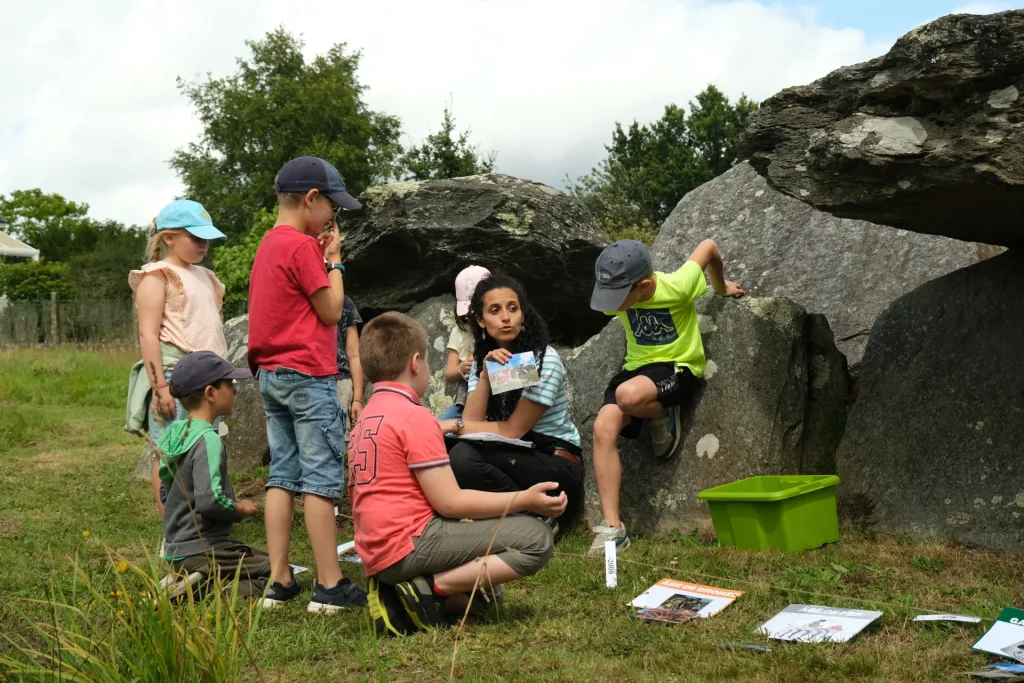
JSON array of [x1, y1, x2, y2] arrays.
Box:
[[129, 199, 228, 511]]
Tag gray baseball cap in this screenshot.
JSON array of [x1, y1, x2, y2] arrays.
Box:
[[590, 240, 654, 312], [169, 351, 252, 396]]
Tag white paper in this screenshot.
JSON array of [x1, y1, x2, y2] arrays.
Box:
[[337, 540, 363, 564], [976, 621, 1024, 660], [289, 564, 308, 575], [757, 604, 882, 643], [445, 432, 534, 449], [630, 579, 743, 618], [605, 541, 617, 588], [914, 613, 982, 623], [334, 506, 339, 516]]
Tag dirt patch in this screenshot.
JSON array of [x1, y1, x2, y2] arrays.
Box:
[[0, 521, 23, 538], [234, 475, 268, 508], [29, 449, 78, 472]]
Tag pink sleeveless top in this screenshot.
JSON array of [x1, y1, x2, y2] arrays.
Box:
[[129, 261, 228, 358]]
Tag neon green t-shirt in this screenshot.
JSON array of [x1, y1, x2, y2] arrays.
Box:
[[612, 260, 708, 375]]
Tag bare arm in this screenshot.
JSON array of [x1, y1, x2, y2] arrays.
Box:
[[443, 349, 463, 385], [415, 465, 567, 519], [309, 222, 345, 325], [687, 239, 744, 297], [346, 326, 364, 409], [458, 399, 546, 440], [309, 269, 344, 325], [136, 272, 168, 393]]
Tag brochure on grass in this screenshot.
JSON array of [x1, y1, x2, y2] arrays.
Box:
[[630, 579, 743, 620], [974, 607, 1024, 662], [487, 351, 540, 394], [757, 605, 882, 643]]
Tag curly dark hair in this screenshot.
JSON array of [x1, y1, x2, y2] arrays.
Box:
[[470, 273, 551, 422]]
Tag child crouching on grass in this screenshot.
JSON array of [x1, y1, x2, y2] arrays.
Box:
[[158, 351, 267, 596], [350, 312, 565, 636]]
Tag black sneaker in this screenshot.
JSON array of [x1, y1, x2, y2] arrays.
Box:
[[539, 516, 561, 537], [368, 577, 415, 637], [307, 578, 368, 613], [261, 575, 303, 610], [394, 576, 447, 632]]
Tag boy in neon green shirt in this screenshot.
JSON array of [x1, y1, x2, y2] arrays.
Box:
[[587, 239, 744, 556]]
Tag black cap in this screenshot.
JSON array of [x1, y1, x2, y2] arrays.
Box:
[[169, 351, 252, 396], [590, 240, 654, 312], [274, 156, 362, 210]]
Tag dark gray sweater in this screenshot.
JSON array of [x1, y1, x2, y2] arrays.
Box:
[[158, 419, 237, 559]]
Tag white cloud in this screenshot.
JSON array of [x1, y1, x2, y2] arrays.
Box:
[[0, 0, 885, 226], [952, 2, 1023, 14]]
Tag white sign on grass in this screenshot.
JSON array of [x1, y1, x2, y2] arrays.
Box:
[[757, 604, 882, 643]]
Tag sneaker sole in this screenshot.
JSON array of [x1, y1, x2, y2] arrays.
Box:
[[369, 579, 410, 637], [306, 601, 350, 613], [586, 535, 631, 557], [260, 597, 296, 610], [395, 582, 443, 632], [652, 406, 682, 459]]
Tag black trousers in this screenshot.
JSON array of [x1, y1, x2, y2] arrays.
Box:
[[447, 441, 584, 529]]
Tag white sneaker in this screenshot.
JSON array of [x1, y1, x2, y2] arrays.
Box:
[[650, 404, 681, 459], [587, 520, 630, 557]]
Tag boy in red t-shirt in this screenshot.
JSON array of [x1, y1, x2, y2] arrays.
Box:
[[247, 156, 366, 612], [351, 312, 565, 635]]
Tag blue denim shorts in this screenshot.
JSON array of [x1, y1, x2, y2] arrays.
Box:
[[258, 367, 346, 500]]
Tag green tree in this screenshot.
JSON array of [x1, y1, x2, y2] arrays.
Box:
[[0, 189, 98, 262], [210, 207, 278, 317], [568, 85, 758, 244], [0, 261, 72, 300], [66, 221, 148, 300], [170, 28, 403, 241], [401, 106, 496, 180]]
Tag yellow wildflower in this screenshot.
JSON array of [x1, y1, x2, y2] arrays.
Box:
[[115, 590, 122, 597], [82, 530, 90, 537], [117, 561, 128, 573], [117, 610, 125, 617]]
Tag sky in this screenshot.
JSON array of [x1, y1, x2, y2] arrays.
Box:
[[1, 0, 1021, 228]]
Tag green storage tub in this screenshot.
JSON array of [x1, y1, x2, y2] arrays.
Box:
[[697, 475, 840, 552]]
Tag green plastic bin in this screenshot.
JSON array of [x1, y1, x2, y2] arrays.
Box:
[[697, 475, 840, 552]]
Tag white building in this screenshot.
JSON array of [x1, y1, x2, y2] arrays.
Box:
[[0, 215, 40, 261]]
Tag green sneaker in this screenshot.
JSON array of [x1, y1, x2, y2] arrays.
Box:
[[368, 577, 415, 637], [394, 576, 447, 632]]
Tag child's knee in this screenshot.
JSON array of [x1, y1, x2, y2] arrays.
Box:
[[507, 518, 554, 576], [594, 407, 623, 447], [614, 382, 648, 413]]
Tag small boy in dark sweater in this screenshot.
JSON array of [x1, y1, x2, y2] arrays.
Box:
[[158, 351, 267, 596]]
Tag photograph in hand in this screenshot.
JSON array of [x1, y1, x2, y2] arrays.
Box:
[[486, 351, 540, 395]]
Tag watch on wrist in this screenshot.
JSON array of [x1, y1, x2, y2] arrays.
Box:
[[455, 418, 465, 434]]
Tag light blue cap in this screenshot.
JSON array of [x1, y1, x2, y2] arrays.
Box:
[[155, 199, 226, 240]]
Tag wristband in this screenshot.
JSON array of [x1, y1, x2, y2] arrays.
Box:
[[353, 399, 363, 404], [156, 383, 168, 389], [327, 263, 345, 275]]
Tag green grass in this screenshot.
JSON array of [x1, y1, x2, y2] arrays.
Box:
[[0, 348, 1021, 681]]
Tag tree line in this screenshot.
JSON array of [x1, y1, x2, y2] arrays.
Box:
[[0, 28, 754, 310]]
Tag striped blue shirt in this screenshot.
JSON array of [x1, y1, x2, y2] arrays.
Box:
[[468, 346, 581, 447]]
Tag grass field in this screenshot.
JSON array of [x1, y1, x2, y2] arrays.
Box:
[[0, 347, 1021, 682]]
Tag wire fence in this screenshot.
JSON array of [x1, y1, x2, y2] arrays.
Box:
[[0, 294, 137, 345]]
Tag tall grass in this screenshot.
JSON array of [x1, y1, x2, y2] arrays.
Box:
[[0, 348, 136, 409], [0, 550, 266, 682], [0, 405, 67, 451]]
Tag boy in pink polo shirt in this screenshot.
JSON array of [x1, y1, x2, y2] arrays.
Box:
[[350, 312, 566, 635]]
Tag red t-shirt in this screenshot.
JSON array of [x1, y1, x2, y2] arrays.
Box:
[[349, 382, 450, 575], [247, 226, 337, 377]]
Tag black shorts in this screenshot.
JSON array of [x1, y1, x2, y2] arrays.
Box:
[[602, 363, 700, 439]]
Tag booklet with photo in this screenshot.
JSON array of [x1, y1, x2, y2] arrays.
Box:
[[630, 579, 743, 622], [445, 432, 535, 449], [974, 607, 1024, 663], [757, 604, 883, 643], [487, 351, 540, 394]]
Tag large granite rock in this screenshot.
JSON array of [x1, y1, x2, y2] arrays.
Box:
[[339, 174, 609, 343], [744, 11, 1024, 246], [653, 162, 992, 370], [836, 251, 1024, 550], [566, 296, 850, 535]]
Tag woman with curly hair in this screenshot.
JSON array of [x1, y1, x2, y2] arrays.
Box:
[[438, 273, 583, 533]]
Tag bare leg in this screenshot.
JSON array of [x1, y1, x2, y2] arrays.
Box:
[[304, 493, 342, 587], [265, 487, 295, 585], [593, 376, 671, 526], [593, 404, 629, 527], [434, 556, 519, 595], [151, 459, 164, 515]]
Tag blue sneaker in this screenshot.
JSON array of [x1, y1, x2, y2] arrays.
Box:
[[307, 578, 367, 613], [650, 404, 681, 459]]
